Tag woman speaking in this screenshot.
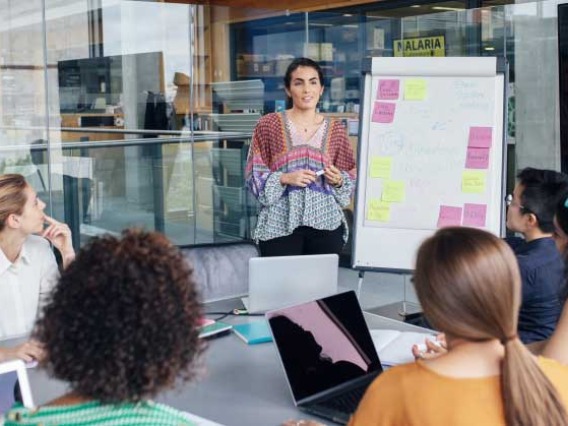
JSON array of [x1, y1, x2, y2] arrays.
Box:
[[246, 58, 356, 257]]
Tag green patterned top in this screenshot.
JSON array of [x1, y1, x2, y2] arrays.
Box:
[[3, 400, 196, 426]]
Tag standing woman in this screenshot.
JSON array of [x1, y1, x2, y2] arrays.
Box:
[[246, 57, 356, 257], [0, 173, 75, 362]]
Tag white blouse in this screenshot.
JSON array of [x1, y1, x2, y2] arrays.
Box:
[[0, 235, 59, 340]]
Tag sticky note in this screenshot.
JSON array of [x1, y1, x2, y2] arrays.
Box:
[[377, 79, 400, 100], [465, 147, 490, 169], [367, 199, 391, 222], [372, 102, 396, 124], [382, 181, 405, 202], [463, 203, 487, 228], [370, 157, 393, 179], [437, 206, 463, 228], [404, 79, 427, 100], [468, 126, 493, 148], [462, 171, 487, 194]]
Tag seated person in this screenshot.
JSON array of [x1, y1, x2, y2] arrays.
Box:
[[0, 173, 74, 362], [543, 191, 568, 364], [349, 227, 568, 425], [3, 229, 204, 425], [505, 168, 568, 343]]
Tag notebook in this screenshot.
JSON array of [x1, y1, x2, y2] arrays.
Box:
[[232, 321, 273, 345], [266, 291, 383, 425], [0, 360, 34, 414], [242, 254, 338, 314], [370, 329, 434, 366]]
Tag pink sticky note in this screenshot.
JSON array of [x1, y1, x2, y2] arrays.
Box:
[[377, 80, 400, 100], [372, 102, 396, 124], [437, 206, 463, 228], [465, 147, 490, 169], [468, 127, 493, 148], [463, 203, 487, 228]]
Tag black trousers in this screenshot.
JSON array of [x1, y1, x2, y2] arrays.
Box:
[[258, 225, 344, 257]]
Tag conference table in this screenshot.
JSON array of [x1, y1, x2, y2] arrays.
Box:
[[1, 298, 429, 426]]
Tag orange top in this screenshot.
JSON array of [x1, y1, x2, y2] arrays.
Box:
[[349, 357, 568, 426]]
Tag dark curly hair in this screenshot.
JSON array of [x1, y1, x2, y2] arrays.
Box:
[[34, 228, 204, 403]]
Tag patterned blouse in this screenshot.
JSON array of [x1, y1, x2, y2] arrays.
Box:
[[3, 400, 195, 426], [245, 111, 357, 243]]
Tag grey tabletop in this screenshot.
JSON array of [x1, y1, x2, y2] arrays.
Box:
[[1, 299, 430, 426]]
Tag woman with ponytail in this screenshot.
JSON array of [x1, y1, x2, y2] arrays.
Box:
[[349, 227, 568, 426]]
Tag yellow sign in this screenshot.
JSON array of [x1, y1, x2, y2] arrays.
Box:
[[368, 199, 391, 222], [462, 171, 487, 194], [382, 181, 405, 203], [393, 36, 445, 57], [370, 156, 393, 179], [404, 79, 427, 101]]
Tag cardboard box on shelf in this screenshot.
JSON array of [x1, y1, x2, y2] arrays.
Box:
[[237, 60, 264, 77], [260, 61, 274, 76]]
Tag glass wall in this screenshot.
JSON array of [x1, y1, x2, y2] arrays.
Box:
[[0, 0, 562, 249]]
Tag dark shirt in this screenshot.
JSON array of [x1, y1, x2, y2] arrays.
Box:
[[506, 236, 565, 343]]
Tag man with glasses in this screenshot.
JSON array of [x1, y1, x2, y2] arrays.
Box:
[[505, 168, 568, 344]]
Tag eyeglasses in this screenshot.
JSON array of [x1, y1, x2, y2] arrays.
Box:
[[505, 193, 539, 220], [505, 194, 521, 208]]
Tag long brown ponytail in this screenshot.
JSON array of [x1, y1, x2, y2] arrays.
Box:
[[415, 227, 568, 426]]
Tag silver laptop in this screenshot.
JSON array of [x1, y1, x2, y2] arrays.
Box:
[[266, 291, 383, 425], [241, 254, 339, 314]]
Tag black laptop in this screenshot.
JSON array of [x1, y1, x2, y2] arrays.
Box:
[[266, 291, 383, 424]]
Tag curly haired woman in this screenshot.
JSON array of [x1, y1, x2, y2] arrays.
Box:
[[3, 229, 204, 425]]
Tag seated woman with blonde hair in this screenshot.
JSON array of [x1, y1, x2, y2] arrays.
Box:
[[4, 229, 204, 425], [0, 173, 74, 362]]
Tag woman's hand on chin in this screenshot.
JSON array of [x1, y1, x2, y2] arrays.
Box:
[[42, 215, 75, 268]]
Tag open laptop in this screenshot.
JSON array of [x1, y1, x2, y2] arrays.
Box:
[[242, 254, 338, 314], [266, 291, 383, 424], [0, 360, 34, 414]]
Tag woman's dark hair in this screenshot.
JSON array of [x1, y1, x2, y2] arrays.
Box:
[[283, 57, 324, 108], [35, 228, 205, 403]]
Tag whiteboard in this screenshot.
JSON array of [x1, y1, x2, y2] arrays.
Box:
[[352, 57, 507, 272]]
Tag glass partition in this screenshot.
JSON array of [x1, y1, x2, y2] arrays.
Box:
[[0, 0, 562, 249]]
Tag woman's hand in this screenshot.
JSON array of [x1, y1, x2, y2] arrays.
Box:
[[282, 420, 327, 426], [324, 165, 343, 188], [42, 215, 75, 268], [281, 170, 317, 187], [412, 333, 447, 360], [0, 340, 44, 363]]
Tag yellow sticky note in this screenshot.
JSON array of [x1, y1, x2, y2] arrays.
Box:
[[462, 171, 487, 194], [367, 199, 391, 222], [382, 181, 405, 203], [404, 79, 427, 101], [370, 157, 393, 179]]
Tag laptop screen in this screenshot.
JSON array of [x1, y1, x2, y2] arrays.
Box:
[[267, 291, 382, 402]]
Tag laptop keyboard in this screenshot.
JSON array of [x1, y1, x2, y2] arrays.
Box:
[[314, 385, 367, 414]]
